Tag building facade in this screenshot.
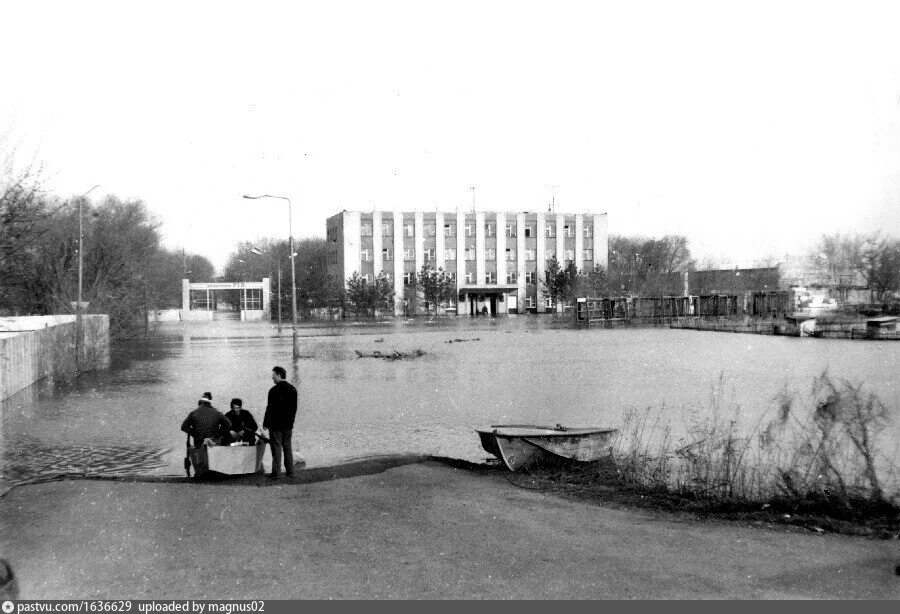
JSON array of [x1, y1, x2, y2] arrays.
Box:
[[326, 210, 609, 315]]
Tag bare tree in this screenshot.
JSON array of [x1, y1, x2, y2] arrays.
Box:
[[608, 235, 695, 296], [574, 264, 608, 298], [223, 237, 331, 313], [146, 249, 214, 308], [808, 232, 900, 303], [857, 235, 900, 302], [0, 143, 52, 315], [23, 195, 166, 338]]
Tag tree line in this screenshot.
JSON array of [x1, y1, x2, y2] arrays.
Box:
[[6, 135, 895, 330], [807, 232, 900, 302], [220, 238, 333, 315], [0, 147, 214, 338]]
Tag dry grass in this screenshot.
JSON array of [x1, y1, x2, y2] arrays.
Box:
[[587, 372, 899, 524]]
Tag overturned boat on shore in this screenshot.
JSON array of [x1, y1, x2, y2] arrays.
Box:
[[475, 425, 618, 472]]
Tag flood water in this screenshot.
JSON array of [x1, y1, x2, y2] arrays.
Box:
[[1, 316, 898, 494]]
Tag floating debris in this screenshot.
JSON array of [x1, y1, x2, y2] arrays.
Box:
[[445, 338, 480, 344], [355, 349, 426, 361]]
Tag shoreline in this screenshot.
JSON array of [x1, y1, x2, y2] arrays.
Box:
[[1, 455, 895, 599], [2, 454, 896, 540]]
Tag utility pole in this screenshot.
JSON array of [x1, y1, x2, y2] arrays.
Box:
[[243, 194, 299, 359], [276, 258, 282, 334], [75, 185, 100, 373], [144, 278, 149, 335]]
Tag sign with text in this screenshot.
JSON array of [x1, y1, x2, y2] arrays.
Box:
[[188, 282, 264, 290]]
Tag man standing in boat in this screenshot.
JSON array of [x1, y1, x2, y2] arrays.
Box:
[[181, 392, 232, 447], [263, 366, 298, 479]]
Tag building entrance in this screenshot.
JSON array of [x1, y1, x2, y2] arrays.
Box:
[[181, 279, 271, 322], [458, 284, 517, 316]]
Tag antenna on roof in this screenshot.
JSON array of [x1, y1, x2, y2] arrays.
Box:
[[549, 185, 558, 214], [470, 186, 476, 212]]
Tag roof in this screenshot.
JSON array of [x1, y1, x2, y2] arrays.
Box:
[[458, 284, 519, 293]]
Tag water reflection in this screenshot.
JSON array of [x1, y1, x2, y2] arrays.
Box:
[[1, 316, 897, 493]]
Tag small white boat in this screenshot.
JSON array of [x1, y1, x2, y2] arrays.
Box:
[[475, 424, 618, 472], [189, 444, 261, 476]]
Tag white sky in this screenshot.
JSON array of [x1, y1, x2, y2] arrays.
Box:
[[2, 0, 899, 272]]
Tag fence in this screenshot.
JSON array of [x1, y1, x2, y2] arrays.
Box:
[[670, 317, 900, 340], [669, 318, 776, 335], [575, 295, 743, 325], [750, 291, 793, 316], [575, 296, 693, 324]]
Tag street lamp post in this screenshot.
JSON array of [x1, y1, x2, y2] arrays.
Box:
[[75, 185, 100, 372], [250, 246, 283, 334], [243, 194, 299, 359]]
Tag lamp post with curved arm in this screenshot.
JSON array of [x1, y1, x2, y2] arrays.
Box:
[[242, 194, 299, 359]]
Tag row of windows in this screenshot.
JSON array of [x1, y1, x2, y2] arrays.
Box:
[[354, 270, 576, 290], [358, 221, 595, 239], [353, 269, 553, 287], [521, 297, 557, 309], [400, 271, 458, 286], [457, 271, 519, 284], [363, 247, 595, 262], [356, 272, 461, 286]]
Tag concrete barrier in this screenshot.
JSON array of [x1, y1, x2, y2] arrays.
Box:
[[0, 315, 110, 401], [182, 310, 214, 321], [240, 310, 266, 321], [149, 309, 182, 322]]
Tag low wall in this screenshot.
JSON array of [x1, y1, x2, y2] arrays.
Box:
[[0, 315, 110, 401], [0, 315, 76, 332], [182, 310, 214, 321], [240, 310, 266, 321], [149, 309, 182, 322]]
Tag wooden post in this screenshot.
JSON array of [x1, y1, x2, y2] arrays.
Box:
[[144, 279, 149, 335]]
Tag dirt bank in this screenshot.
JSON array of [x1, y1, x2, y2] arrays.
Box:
[[0, 458, 896, 599]]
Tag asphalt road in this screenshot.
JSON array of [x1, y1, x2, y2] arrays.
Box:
[[1, 459, 896, 599]]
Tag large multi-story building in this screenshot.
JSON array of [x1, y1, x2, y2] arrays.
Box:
[[326, 210, 608, 315]]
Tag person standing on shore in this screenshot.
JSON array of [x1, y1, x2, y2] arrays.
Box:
[[263, 366, 298, 478]]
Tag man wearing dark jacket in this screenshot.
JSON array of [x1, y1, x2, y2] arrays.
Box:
[[224, 397, 265, 473], [224, 398, 259, 445], [263, 366, 298, 478], [181, 393, 232, 447]]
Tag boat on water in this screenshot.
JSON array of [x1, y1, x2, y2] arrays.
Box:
[[189, 444, 261, 476], [475, 424, 618, 472]]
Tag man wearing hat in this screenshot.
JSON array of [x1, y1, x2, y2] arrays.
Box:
[[181, 392, 232, 447]]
